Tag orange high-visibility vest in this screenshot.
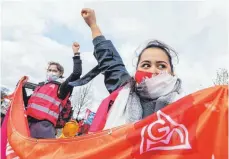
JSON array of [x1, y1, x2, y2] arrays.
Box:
[[27, 82, 68, 126]]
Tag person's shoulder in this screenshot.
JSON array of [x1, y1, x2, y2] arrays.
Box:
[[56, 78, 65, 83], [172, 88, 186, 102], [43, 80, 63, 86]]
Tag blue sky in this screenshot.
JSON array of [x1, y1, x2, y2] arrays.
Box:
[[44, 22, 94, 52]]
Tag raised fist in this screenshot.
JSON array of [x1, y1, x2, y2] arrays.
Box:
[[72, 42, 80, 53], [81, 8, 97, 28]]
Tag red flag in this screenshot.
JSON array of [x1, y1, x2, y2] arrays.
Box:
[[6, 76, 228, 159], [1, 108, 20, 159]]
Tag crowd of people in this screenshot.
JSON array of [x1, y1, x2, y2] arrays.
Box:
[[1, 8, 184, 139]]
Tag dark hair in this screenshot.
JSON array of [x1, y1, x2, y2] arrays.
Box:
[[136, 40, 177, 73], [47, 61, 64, 78]]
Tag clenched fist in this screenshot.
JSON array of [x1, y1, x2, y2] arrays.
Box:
[[81, 8, 97, 28], [72, 42, 80, 53]]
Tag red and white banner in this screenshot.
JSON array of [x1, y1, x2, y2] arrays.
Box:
[[3, 76, 228, 159]]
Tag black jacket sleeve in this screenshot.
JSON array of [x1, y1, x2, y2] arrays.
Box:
[[93, 36, 131, 93], [22, 82, 37, 108], [58, 56, 82, 100]]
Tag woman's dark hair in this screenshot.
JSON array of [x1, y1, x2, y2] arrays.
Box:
[[136, 40, 178, 74]]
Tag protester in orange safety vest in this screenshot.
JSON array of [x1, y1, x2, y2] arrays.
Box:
[[26, 42, 82, 139], [69, 9, 184, 132]]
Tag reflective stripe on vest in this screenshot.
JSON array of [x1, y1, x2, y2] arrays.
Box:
[[32, 92, 61, 106], [29, 103, 59, 119]]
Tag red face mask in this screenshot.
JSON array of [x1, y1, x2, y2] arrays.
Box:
[[135, 70, 158, 84]]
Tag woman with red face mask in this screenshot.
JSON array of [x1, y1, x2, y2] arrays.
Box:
[[70, 8, 182, 132]]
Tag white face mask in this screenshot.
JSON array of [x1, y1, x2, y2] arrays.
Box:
[[136, 72, 178, 99], [46, 72, 60, 82]]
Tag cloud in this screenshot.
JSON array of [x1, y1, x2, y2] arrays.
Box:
[[85, 0, 228, 94], [1, 0, 227, 115]]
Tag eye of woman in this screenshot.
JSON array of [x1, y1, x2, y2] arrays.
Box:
[[48, 69, 58, 73], [157, 64, 166, 70], [141, 63, 151, 69]]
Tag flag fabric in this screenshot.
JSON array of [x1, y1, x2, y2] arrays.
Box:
[[1, 101, 21, 159], [5, 76, 228, 159], [84, 108, 96, 125]]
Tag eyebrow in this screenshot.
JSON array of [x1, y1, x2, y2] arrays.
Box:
[[140, 60, 151, 64], [48, 69, 58, 71], [141, 60, 168, 65], [156, 61, 168, 65]]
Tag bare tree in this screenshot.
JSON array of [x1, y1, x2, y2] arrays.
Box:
[[72, 82, 93, 120], [213, 68, 228, 85]]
